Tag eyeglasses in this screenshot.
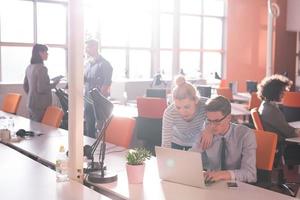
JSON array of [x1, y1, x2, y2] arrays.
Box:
[[205, 113, 229, 126]]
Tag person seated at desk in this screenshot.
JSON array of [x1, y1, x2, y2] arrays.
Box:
[[257, 74, 300, 165], [162, 75, 206, 150], [192, 96, 257, 183]]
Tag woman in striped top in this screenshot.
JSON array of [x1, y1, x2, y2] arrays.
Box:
[[162, 76, 207, 150]]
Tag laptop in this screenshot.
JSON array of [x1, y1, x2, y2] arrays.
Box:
[[155, 146, 206, 188]]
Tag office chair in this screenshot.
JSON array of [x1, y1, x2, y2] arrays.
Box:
[[216, 88, 233, 101], [197, 86, 212, 98], [255, 130, 277, 187], [146, 88, 167, 98], [281, 91, 300, 122], [251, 107, 298, 196], [41, 106, 64, 128], [136, 97, 167, 154], [105, 116, 136, 148], [250, 108, 264, 131], [1, 93, 22, 114], [246, 80, 258, 93]]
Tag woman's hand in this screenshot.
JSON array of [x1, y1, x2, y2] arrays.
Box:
[[199, 126, 214, 150]]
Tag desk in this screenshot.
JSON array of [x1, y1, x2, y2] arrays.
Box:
[[289, 121, 300, 129], [86, 158, 294, 200], [0, 111, 126, 172], [231, 103, 250, 116], [0, 143, 110, 200], [233, 92, 251, 103]]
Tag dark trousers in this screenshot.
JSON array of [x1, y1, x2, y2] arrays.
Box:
[[171, 143, 191, 151], [284, 142, 300, 165]]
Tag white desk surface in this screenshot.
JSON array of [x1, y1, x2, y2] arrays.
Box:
[[87, 158, 294, 200], [289, 121, 300, 129], [0, 111, 126, 172], [231, 103, 250, 116], [233, 92, 251, 103], [0, 143, 110, 200]]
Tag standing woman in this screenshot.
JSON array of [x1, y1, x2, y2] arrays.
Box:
[[23, 44, 60, 122], [162, 76, 208, 150]]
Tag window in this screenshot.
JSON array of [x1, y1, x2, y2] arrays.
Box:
[[84, 0, 226, 81], [0, 0, 68, 83]]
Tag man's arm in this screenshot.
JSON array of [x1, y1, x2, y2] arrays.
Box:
[[231, 130, 257, 183]]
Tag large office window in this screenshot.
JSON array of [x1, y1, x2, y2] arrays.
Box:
[[0, 0, 67, 83], [84, 0, 226, 81]]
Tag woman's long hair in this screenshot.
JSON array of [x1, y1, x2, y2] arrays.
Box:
[[30, 44, 48, 64]]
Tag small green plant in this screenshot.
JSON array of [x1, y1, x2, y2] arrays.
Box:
[[126, 148, 152, 165]]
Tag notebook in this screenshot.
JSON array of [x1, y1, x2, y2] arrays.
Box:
[[155, 146, 206, 188]]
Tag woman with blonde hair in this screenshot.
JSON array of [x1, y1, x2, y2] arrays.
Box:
[[162, 75, 207, 150]]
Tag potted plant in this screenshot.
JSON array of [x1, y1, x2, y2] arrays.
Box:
[[126, 148, 151, 184]]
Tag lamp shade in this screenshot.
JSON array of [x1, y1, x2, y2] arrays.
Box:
[[89, 88, 113, 122], [286, 0, 300, 32]]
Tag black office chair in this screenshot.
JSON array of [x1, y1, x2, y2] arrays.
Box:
[[197, 86, 212, 98], [246, 80, 258, 93]]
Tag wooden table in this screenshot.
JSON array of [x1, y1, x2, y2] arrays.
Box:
[[0, 143, 110, 200]]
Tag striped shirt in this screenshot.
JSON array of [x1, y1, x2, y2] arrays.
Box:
[[162, 98, 206, 148]]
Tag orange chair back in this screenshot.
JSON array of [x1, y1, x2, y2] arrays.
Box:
[[250, 107, 264, 131], [105, 116, 136, 148], [282, 91, 300, 107], [41, 106, 64, 128], [137, 97, 167, 119], [248, 92, 261, 110], [2, 93, 22, 114], [216, 88, 233, 101], [219, 79, 228, 88], [255, 130, 277, 171]]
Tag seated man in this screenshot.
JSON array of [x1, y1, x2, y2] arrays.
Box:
[[192, 95, 257, 183]]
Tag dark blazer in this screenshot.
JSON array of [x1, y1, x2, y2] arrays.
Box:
[[23, 64, 55, 121], [258, 100, 296, 141]]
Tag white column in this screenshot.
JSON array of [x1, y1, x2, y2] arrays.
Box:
[[266, 0, 280, 76], [68, 0, 84, 182]]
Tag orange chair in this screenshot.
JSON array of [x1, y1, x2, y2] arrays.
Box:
[[136, 97, 167, 119], [255, 130, 277, 171], [219, 79, 228, 88], [136, 97, 168, 153], [1, 93, 22, 114], [216, 88, 233, 101], [248, 92, 261, 110], [41, 106, 64, 128], [250, 107, 264, 131], [281, 91, 300, 122], [282, 91, 300, 107], [255, 130, 277, 185], [105, 116, 136, 148]]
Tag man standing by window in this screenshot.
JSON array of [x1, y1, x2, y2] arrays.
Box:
[[84, 39, 113, 138]]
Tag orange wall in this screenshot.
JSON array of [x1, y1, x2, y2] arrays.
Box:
[[227, 0, 268, 91], [226, 0, 297, 92]]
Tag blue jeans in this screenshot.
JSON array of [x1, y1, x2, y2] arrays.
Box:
[[171, 143, 191, 151]]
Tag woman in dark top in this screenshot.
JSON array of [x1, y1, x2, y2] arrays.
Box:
[[23, 44, 60, 122], [257, 74, 300, 164]]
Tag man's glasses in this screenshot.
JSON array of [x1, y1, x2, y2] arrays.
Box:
[[205, 113, 229, 126]]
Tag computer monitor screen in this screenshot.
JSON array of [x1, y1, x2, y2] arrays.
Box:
[[146, 88, 167, 98]]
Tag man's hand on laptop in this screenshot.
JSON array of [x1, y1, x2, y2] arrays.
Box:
[[204, 170, 231, 182]]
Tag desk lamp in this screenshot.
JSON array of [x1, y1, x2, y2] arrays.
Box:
[[86, 88, 117, 183]]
